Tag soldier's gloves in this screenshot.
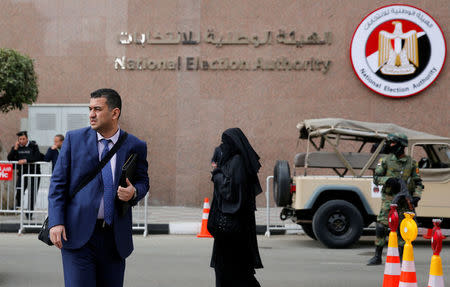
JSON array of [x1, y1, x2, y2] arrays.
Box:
[[412, 197, 420, 207], [385, 178, 400, 191]]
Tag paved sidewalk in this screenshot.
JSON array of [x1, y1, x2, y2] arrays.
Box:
[[0, 205, 303, 235], [3, 206, 450, 237], [149, 206, 302, 235], [0, 206, 287, 224], [148, 206, 288, 225]]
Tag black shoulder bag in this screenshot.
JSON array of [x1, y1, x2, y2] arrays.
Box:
[[207, 167, 243, 236], [38, 132, 128, 246]]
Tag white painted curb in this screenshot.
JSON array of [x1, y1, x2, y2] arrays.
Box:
[[169, 222, 201, 235]]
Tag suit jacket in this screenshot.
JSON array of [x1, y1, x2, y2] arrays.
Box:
[[48, 127, 149, 259], [44, 148, 59, 171]]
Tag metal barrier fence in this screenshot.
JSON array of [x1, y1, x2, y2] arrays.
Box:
[[264, 175, 301, 237], [0, 161, 51, 214], [19, 173, 52, 233], [132, 192, 149, 237], [0, 161, 148, 236]]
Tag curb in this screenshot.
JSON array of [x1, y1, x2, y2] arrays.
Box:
[[0, 223, 289, 235], [4, 223, 447, 238], [0, 223, 389, 236]]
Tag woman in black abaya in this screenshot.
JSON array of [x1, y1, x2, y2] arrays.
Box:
[[208, 128, 263, 287]]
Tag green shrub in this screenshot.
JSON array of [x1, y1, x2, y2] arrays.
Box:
[[0, 48, 38, 113]]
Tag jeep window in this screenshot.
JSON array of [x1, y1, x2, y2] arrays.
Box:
[[412, 144, 450, 169], [435, 144, 450, 167]]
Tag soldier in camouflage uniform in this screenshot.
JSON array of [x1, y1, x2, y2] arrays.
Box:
[[367, 133, 423, 266]]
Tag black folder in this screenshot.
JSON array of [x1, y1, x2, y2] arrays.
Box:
[[116, 153, 138, 216]]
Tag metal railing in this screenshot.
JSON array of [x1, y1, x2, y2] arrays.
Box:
[[19, 173, 51, 233], [132, 193, 149, 237], [264, 175, 302, 237], [1, 161, 148, 236], [0, 161, 51, 214]]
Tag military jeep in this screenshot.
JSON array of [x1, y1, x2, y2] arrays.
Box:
[[273, 118, 450, 248]]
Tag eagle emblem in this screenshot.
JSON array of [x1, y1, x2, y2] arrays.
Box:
[[378, 21, 419, 75]]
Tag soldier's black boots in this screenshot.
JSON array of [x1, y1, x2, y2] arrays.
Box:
[[367, 246, 383, 265]]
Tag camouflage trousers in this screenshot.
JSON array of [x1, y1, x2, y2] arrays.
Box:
[[375, 198, 410, 247]]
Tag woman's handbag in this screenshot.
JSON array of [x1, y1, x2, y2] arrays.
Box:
[[38, 132, 128, 246], [207, 169, 242, 236], [208, 203, 242, 235]]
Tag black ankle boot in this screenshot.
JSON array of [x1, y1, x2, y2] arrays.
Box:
[[367, 246, 383, 265]]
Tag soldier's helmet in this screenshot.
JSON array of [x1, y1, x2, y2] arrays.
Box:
[[386, 133, 408, 147]]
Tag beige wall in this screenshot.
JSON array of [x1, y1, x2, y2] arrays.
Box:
[[0, 0, 448, 206]]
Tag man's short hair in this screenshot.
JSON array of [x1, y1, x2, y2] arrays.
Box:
[[55, 134, 65, 141], [90, 88, 122, 117], [16, 131, 28, 138]]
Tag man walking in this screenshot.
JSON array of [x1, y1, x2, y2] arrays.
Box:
[[367, 133, 423, 265], [48, 88, 149, 286]]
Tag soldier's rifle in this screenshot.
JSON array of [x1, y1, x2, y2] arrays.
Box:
[[392, 178, 415, 212]]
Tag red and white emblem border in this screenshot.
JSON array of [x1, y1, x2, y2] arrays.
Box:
[[350, 4, 446, 98]]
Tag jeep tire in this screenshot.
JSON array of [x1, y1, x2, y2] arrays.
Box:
[[312, 200, 363, 248], [273, 160, 291, 206]]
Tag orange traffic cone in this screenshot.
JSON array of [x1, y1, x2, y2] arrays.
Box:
[[399, 212, 418, 287], [197, 198, 213, 238], [426, 219, 445, 287], [383, 204, 401, 287]]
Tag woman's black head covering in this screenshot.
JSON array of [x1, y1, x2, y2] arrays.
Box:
[[219, 128, 262, 196]]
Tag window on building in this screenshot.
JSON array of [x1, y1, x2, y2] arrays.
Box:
[[28, 104, 89, 147]]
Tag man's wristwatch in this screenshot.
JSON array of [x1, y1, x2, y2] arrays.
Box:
[[133, 187, 137, 200]]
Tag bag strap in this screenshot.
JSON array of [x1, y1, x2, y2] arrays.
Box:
[[69, 131, 128, 199]]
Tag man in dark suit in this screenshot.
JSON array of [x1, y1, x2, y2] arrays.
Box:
[[48, 88, 149, 287], [44, 134, 64, 171]]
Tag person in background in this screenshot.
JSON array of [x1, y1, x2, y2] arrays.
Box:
[[44, 134, 65, 171], [7, 131, 43, 217], [209, 128, 263, 287]]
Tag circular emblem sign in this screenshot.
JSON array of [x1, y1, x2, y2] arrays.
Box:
[[350, 5, 446, 98]]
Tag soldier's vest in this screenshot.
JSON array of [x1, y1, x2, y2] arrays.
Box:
[[383, 155, 415, 195]]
